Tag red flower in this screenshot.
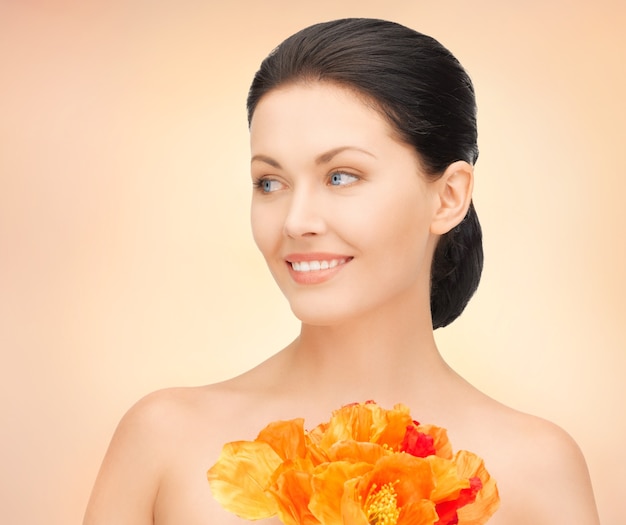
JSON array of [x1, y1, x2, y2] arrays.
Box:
[[400, 425, 436, 457]]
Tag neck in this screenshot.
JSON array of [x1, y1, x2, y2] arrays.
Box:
[[281, 298, 451, 409]]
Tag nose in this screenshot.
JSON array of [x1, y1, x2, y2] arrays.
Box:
[[283, 186, 327, 238]]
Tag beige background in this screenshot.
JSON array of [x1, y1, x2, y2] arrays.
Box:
[[1, 1, 624, 523]]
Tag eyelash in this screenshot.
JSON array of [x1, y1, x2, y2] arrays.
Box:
[[252, 177, 281, 193], [253, 170, 361, 194]]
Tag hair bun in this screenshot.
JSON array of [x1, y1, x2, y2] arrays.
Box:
[[430, 201, 483, 329]]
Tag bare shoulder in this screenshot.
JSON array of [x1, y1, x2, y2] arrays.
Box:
[[466, 399, 600, 525], [100, 382, 260, 441], [102, 386, 218, 451], [83, 388, 192, 525], [84, 383, 283, 525], [83, 386, 231, 525], [94, 384, 255, 462]]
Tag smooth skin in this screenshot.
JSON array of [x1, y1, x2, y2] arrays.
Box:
[[84, 83, 600, 525]]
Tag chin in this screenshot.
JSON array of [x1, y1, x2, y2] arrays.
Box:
[[287, 297, 363, 327], [290, 307, 343, 327]]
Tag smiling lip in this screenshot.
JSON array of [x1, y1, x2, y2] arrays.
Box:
[[285, 253, 352, 284]]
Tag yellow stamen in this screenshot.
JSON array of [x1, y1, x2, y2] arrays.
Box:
[[364, 482, 400, 525]]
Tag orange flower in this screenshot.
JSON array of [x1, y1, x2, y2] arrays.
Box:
[[338, 454, 442, 524], [207, 402, 500, 524], [309, 460, 375, 523], [268, 460, 319, 525], [309, 401, 415, 452], [453, 450, 500, 525]]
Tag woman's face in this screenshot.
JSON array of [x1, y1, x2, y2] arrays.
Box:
[[249, 82, 441, 326]]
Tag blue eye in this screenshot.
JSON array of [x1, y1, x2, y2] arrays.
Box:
[[256, 178, 282, 193], [329, 172, 359, 186]]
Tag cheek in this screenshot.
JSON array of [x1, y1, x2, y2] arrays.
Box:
[[362, 191, 431, 246], [360, 196, 435, 283], [250, 206, 267, 254], [250, 201, 281, 259]]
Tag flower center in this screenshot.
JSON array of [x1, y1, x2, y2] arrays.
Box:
[[364, 482, 400, 525]]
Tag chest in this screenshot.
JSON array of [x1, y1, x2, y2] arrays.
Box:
[[153, 457, 283, 525]]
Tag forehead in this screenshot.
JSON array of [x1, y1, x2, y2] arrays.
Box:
[[249, 82, 398, 155]]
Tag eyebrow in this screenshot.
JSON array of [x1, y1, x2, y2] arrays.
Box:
[[251, 146, 376, 169]]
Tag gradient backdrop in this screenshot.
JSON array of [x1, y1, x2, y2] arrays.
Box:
[[1, 1, 624, 523]]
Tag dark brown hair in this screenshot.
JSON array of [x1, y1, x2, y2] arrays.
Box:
[[247, 18, 483, 328]]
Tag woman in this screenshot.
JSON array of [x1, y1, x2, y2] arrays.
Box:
[[83, 18, 599, 524]]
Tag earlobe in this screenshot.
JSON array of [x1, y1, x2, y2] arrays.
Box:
[[430, 160, 474, 235]]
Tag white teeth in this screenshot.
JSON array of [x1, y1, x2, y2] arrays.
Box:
[[291, 259, 347, 272]]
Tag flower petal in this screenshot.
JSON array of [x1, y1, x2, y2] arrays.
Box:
[[207, 440, 281, 519], [426, 455, 470, 502], [310, 461, 374, 524], [400, 426, 437, 457], [326, 440, 389, 464], [316, 403, 376, 449], [257, 418, 308, 461], [268, 461, 320, 525], [399, 499, 439, 525], [371, 403, 414, 450], [416, 424, 453, 459], [453, 450, 500, 524], [340, 478, 371, 525]]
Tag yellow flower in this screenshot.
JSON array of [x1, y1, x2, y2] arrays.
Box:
[[207, 439, 283, 519], [207, 418, 313, 520]]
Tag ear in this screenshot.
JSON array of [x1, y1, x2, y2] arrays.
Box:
[[430, 160, 474, 235]]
